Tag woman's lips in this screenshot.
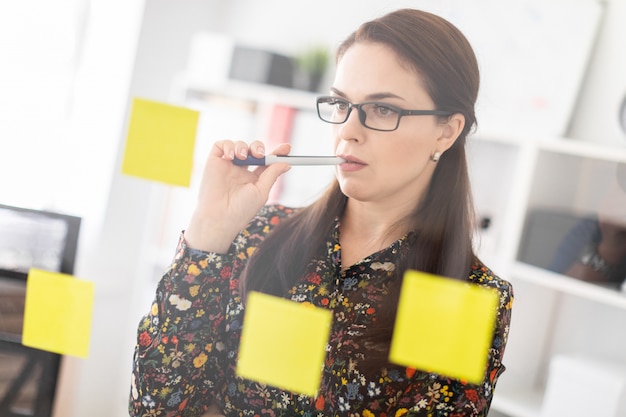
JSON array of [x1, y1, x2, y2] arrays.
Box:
[[338, 155, 367, 172]]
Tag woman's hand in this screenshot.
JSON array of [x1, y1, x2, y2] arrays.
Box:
[[184, 140, 291, 253]]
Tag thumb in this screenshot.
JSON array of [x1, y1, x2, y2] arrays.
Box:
[[255, 163, 291, 196]]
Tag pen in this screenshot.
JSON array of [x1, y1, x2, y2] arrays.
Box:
[[233, 155, 346, 166]]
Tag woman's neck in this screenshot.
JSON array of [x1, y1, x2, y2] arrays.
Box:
[[338, 199, 414, 270], [341, 198, 414, 239]]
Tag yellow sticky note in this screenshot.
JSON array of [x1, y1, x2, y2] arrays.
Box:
[[389, 270, 499, 384], [122, 98, 199, 187], [236, 291, 332, 396], [22, 269, 95, 358]]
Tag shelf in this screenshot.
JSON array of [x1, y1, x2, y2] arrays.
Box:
[[511, 262, 626, 310], [473, 133, 626, 164], [171, 74, 320, 111], [536, 137, 626, 163]]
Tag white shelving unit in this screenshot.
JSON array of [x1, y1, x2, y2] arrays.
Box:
[[468, 134, 626, 416], [156, 76, 626, 417]]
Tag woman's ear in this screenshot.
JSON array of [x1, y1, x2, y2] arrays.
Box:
[[438, 113, 465, 152]]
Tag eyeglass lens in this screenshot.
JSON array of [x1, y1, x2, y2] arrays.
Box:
[[317, 99, 400, 131]]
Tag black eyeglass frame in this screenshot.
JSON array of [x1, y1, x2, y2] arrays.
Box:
[[316, 96, 454, 132]]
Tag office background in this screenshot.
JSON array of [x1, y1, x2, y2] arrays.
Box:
[[1, 0, 625, 416]]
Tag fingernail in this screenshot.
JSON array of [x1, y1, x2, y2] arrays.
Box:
[[256, 145, 264, 156], [239, 148, 247, 157]]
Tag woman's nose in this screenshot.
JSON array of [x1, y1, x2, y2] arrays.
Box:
[[338, 108, 364, 141]]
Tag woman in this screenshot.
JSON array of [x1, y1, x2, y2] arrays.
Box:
[[130, 8, 513, 417]]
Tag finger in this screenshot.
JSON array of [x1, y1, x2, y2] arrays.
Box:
[[211, 140, 235, 160], [270, 143, 291, 156], [255, 163, 290, 196], [249, 140, 266, 158], [233, 140, 250, 161]]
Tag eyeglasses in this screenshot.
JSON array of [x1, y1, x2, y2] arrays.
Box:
[[316, 96, 453, 132]]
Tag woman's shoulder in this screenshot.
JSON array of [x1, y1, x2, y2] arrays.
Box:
[[468, 259, 513, 295]]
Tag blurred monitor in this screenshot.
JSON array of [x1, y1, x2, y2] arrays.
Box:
[[0, 204, 81, 280], [0, 204, 81, 337]]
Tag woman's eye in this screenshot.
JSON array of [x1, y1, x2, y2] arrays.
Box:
[[334, 101, 349, 111], [373, 104, 395, 116]]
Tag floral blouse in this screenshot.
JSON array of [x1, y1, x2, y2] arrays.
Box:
[[130, 205, 513, 417]]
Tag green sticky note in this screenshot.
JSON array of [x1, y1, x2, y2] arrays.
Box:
[[22, 269, 95, 358], [121, 98, 199, 187], [389, 270, 499, 384], [236, 291, 332, 396]]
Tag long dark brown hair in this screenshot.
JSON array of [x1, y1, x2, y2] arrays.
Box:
[[241, 8, 480, 372]]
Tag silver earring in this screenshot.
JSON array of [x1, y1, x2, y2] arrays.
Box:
[[430, 151, 441, 162]]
